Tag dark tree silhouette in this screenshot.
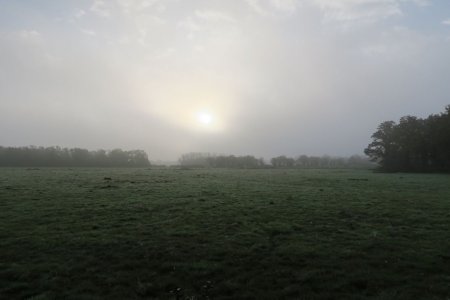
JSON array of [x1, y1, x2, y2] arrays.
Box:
[[179, 153, 265, 168], [0, 146, 151, 167], [365, 105, 450, 172], [271, 156, 295, 168], [178, 153, 373, 169]]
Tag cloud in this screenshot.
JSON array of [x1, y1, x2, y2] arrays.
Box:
[[90, 0, 111, 17], [195, 10, 236, 23], [245, 0, 299, 16], [443, 19, 450, 26], [310, 0, 403, 23], [245, 0, 269, 16], [178, 16, 202, 40], [309, 0, 432, 24], [80, 29, 96, 36], [360, 26, 433, 63], [74, 9, 86, 19], [270, 0, 299, 14], [1, 1, 449, 160], [244, 0, 429, 23], [17, 30, 43, 43], [116, 0, 165, 14], [408, 0, 431, 7]]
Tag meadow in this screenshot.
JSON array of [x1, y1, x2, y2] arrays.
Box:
[[0, 168, 449, 299]]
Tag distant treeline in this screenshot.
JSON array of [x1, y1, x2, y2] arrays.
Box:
[[365, 105, 450, 172], [0, 146, 151, 167], [179, 152, 374, 169]]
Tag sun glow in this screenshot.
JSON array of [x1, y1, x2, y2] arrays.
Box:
[[138, 80, 231, 133], [197, 112, 213, 125]]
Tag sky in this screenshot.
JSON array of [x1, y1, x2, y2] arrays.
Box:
[[1, 0, 450, 161]]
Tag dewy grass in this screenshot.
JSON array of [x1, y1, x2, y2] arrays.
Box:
[[0, 168, 449, 299]]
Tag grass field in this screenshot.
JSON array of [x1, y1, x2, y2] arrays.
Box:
[[0, 168, 449, 299]]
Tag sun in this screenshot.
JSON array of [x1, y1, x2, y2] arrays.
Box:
[[197, 112, 213, 125], [190, 109, 224, 132]]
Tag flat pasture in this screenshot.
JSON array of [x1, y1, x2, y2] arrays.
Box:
[[0, 168, 449, 299]]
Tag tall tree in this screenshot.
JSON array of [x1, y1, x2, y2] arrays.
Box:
[[365, 106, 450, 172]]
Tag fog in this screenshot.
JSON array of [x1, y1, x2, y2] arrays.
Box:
[[1, 0, 449, 161]]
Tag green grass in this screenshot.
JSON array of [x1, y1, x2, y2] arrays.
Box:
[[0, 168, 449, 299]]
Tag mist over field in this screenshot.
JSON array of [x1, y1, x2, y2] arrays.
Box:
[[1, 0, 450, 160], [2, 2, 450, 299]]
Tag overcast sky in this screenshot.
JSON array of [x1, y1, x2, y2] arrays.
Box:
[[1, 0, 449, 161]]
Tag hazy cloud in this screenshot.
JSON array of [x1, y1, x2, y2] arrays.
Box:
[[80, 29, 96, 36], [90, 0, 111, 17], [309, 0, 433, 23], [245, 0, 299, 16], [310, 0, 401, 23], [0, 0, 449, 160], [74, 9, 86, 19], [195, 10, 236, 23]]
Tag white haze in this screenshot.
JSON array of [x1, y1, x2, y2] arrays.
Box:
[[1, 0, 449, 161]]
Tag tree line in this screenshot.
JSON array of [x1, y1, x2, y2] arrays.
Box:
[[0, 146, 151, 167], [179, 152, 374, 169], [179, 153, 265, 168], [365, 105, 450, 172]]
